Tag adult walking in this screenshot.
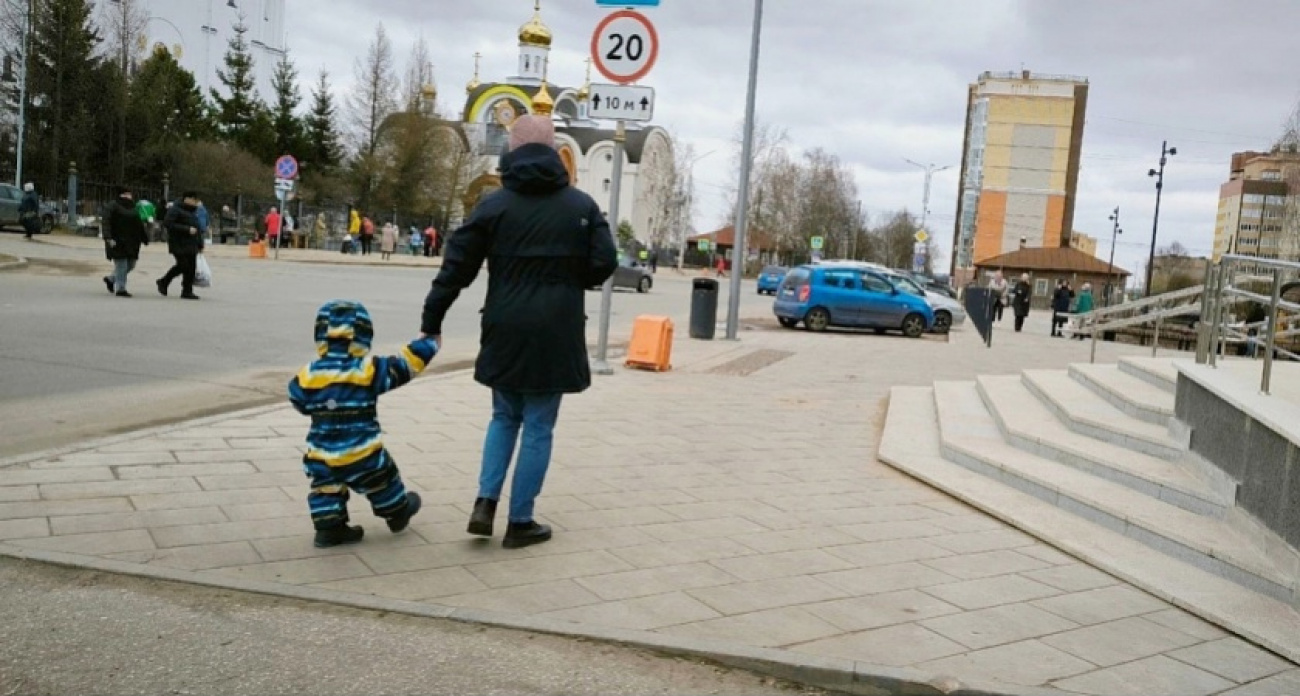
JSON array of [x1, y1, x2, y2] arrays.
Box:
[[1011, 273, 1032, 332], [19, 183, 39, 240], [360, 215, 375, 255], [1073, 283, 1094, 341], [1051, 280, 1073, 337], [380, 221, 397, 260], [264, 206, 282, 248], [157, 192, 204, 301], [421, 115, 617, 549], [347, 205, 361, 246], [990, 270, 1008, 322], [423, 224, 437, 258], [101, 188, 148, 298]]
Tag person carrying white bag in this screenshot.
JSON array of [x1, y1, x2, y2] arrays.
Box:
[[195, 253, 212, 289], [156, 191, 206, 300]]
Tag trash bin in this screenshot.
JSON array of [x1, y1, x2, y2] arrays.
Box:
[[690, 278, 719, 340]]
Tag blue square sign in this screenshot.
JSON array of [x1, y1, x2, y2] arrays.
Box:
[[596, 0, 659, 5]]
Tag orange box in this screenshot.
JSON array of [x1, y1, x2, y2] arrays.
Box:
[[625, 315, 674, 372], [248, 240, 266, 259]]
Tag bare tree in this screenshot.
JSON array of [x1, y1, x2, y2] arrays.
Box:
[[403, 35, 434, 112], [100, 0, 145, 181], [725, 119, 788, 226], [873, 210, 920, 269], [1275, 98, 1300, 261], [349, 23, 398, 205]]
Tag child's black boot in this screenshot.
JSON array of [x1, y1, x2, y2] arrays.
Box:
[[386, 491, 422, 533], [314, 524, 364, 548]]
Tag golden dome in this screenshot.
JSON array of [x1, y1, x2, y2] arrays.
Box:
[[532, 83, 555, 116], [466, 52, 482, 94], [519, 0, 552, 47], [421, 83, 437, 101], [577, 57, 592, 101]]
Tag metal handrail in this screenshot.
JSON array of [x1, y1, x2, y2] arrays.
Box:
[[1076, 284, 1207, 364], [1198, 256, 1299, 395]]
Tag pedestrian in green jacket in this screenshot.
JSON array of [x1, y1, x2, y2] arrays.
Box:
[[1073, 283, 1094, 340]]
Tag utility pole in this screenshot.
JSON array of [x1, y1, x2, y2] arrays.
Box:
[[725, 0, 765, 341], [904, 159, 952, 234], [1145, 140, 1176, 296], [13, 0, 30, 187], [1106, 207, 1122, 307], [592, 119, 625, 375]]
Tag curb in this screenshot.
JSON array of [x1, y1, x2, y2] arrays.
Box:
[[0, 544, 1068, 696], [0, 254, 28, 270]]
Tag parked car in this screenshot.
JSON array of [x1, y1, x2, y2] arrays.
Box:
[[0, 184, 56, 234], [756, 265, 788, 295], [773, 262, 934, 337], [881, 269, 966, 334], [608, 256, 654, 293]]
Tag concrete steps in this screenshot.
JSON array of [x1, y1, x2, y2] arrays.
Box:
[[879, 386, 1300, 665], [879, 358, 1300, 663]]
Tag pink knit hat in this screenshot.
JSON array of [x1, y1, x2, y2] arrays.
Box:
[[509, 115, 556, 151]]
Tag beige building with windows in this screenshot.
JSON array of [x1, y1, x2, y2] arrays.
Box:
[[1069, 231, 1098, 258], [1212, 150, 1297, 261], [951, 71, 1090, 279]]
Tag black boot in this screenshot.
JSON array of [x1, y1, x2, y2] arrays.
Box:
[[103, 276, 114, 294], [386, 491, 422, 532], [503, 521, 551, 549], [467, 497, 497, 537], [156, 278, 168, 296], [314, 524, 364, 548]]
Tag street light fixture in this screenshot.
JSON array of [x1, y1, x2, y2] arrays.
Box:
[[1106, 207, 1122, 307], [1144, 141, 1176, 296]]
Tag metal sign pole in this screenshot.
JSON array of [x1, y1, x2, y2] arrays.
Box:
[[593, 120, 626, 376], [725, 0, 765, 340], [274, 192, 283, 260]]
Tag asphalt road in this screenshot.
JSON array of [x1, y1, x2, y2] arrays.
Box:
[[0, 558, 836, 696], [0, 235, 770, 458]]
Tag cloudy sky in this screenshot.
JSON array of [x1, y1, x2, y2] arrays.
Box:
[[290, 0, 1298, 277]]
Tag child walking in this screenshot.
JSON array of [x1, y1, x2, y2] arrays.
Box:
[[288, 300, 438, 547]]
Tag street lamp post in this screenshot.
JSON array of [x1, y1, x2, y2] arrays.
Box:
[[1144, 140, 1176, 296], [1106, 207, 1122, 307], [903, 159, 953, 234], [10, 0, 29, 187], [724, 0, 765, 341]]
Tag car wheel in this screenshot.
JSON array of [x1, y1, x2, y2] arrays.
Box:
[[778, 317, 798, 329], [902, 313, 926, 339], [804, 307, 831, 332], [933, 311, 952, 334], [636, 276, 651, 293]]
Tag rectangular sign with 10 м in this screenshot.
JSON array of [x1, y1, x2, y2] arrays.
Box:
[[588, 83, 655, 122]]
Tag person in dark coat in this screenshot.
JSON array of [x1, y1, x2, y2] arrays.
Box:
[[421, 115, 618, 550], [19, 183, 40, 239], [1011, 273, 1033, 332], [101, 188, 149, 297], [156, 192, 205, 300], [1051, 280, 1074, 337]]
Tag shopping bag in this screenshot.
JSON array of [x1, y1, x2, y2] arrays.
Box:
[[194, 253, 212, 288]]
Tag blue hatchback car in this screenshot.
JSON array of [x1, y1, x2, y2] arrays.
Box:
[[773, 262, 935, 337], [756, 265, 788, 295]]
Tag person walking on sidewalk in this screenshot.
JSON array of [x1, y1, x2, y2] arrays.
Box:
[[1011, 273, 1032, 333], [288, 300, 437, 548], [421, 115, 618, 550], [1051, 280, 1073, 337], [423, 224, 437, 257], [19, 183, 40, 239], [1073, 283, 1094, 340], [156, 192, 204, 300], [101, 188, 148, 298], [360, 216, 376, 255], [380, 221, 397, 260], [990, 270, 1008, 322], [264, 206, 282, 249]]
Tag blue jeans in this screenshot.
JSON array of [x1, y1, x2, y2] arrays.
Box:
[[479, 389, 563, 523], [113, 259, 136, 292]]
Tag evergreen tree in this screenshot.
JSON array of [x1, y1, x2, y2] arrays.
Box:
[[210, 16, 272, 158], [26, 0, 104, 188], [270, 52, 306, 159], [305, 70, 343, 170], [125, 47, 211, 179]]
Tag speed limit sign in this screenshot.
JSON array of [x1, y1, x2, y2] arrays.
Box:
[[591, 10, 659, 84]]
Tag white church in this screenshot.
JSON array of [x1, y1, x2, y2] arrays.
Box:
[[457, 1, 676, 247]]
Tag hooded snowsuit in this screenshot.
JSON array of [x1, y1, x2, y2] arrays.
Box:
[[288, 300, 438, 530]]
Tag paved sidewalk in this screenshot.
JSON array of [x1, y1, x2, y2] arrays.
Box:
[[2, 319, 1297, 695]]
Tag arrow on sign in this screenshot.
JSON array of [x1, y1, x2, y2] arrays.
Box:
[[588, 83, 655, 122]]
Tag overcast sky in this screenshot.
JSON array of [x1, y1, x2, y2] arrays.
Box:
[[291, 0, 1298, 277]]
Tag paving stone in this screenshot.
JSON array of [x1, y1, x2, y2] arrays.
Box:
[[709, 548, 854, 582], [357, 540, 530, 575], [731, 527, 862, 554], [837, 519, 950, 543], [542, 591, 722, 631], [541, 506, 679, 532], [1139, 608, 1228, 641], [438, 578, 602, 614], [917, 639, 1095, 687], [1166, 637, 1294, 683], [824, 539, 954, 567], [108, 541, 262, 571], [253, 529, 427, 563], [100, 437, 232, 453], [1041, 616, 1202, 667], [465, 550, 633, 589], [1052, 655, 1234, 696], [211, 554, 373, 585], [38, 478, 200, 500], [113, 462, 257, 479], [575, 489, 700, 510], [926, 513, 1011, 534], [0, 497, 133, 520], [0, 517, 49, 540], [791, 623, 966, 667], [0, 485, 38, 502], [0, 467, 115, 486], [131, 488, 292, 511], [1021, 563, 1121, 592], [575, 562, 738, 601], [175, 448, 302, 464], [1016, 544, 1079, 565], [664, 606, 843, 648], [920, 603, 1080, 651], [50, 507, 228, 536], [637, 516, 770, 543], [656, 499, 785, 522], [927, 529, 1036, 554], [919, 550, 1051, 581], [804, 589, 962, 632], [922, 574, 1062, 611], [607, 537, 759, 569], [12, 529, 155, 555], [221, 501, 305, 522], [196, 473, 305, 491], [150, 519, 303, 548], [1030, 585, 1168, 626], [508, 526, 657, 556], [315, 566, 488, 601], [1217, 669, 1300, 696], [818, 561, 960, 596], [688, 575, 849, 616], [38, 451, 177, 467]]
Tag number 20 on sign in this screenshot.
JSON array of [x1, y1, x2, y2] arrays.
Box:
[[591, 10, 659, 84]]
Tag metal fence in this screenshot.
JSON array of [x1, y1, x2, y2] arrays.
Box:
[[1197, 255, 1300, 395]]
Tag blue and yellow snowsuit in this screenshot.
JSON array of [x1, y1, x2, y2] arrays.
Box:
[[288, 300, 438, 531]]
